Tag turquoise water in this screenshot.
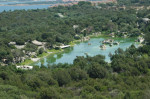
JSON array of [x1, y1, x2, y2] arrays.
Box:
[[34, 37, 138, 66], [0, 5, 50, 12], [0, 1, 52, 12]]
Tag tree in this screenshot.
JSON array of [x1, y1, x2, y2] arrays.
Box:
[[53, 70, 71, 86], [69, 67, 88, 81], [38, 87, 61, 99], [38, 48, 44, 55], [145, 33, 150, 45], [15, 39, 25, 45], [88, 63, 108, 79]]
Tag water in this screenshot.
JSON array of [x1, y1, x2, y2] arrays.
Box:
[[33, 37, 138, 66], [0, 5, 50, 12], [0, 1, 51, 12]]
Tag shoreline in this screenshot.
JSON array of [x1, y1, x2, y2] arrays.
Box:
[[19, 33, 104, 66], [0, 3, 53, 6], [20, 33, 139, 66], [0, 0, 117, 7]]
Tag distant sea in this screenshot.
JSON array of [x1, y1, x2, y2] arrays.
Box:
[[0, 1, 52, 12]]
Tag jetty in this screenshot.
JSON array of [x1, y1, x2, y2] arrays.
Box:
[[55, 44, 71, 49], [60, 45, 70, 49]]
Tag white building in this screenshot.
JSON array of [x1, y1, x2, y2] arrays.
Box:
[[16, 65, 33, 70]]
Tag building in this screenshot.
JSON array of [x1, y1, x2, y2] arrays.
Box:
[[32, 40, 43, 46], [138, 37, 144, 43], [9, 42, 16, 45], [16, 65, 33, 70], [142, 18, 150, 23]]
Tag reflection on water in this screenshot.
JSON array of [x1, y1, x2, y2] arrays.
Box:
[[33, 37, 138, 67]]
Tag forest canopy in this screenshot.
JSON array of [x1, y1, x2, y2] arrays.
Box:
[[0, 0, 150, 63], [0, 1, 150, 98]]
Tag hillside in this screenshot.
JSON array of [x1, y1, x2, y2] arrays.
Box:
[[0, 1, 150, 99]]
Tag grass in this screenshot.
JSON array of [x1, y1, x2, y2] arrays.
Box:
[[89, 34, 108, 38], [19, 59, 33, 65], [37, 49, 63, 58], [20, 49, 63, 65]]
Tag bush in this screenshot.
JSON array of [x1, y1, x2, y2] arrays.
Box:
[[69, 67, 88, 81], [88, 63, 108, 79], [38, 87, 61, 99], [53, 70, 71, 86], [15, 39, 25, 45]]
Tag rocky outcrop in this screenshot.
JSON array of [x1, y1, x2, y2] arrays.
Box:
[[81, 36, 90, 42]]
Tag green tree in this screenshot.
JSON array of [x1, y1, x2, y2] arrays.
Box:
[[88, 63, 108, 79], [53, 70, 71, 86]]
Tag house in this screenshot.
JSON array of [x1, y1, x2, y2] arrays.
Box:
[[9, 41, 26, 49], [16, 65, 33, 70], [142, 18, 150, 23], [138, 37, 144, 43], [15, 45, 25, 49], [32, 40, 46, 50], [32, 40, 43, 46], [9, 42, 16, 45], [73, 25, 79, 29]]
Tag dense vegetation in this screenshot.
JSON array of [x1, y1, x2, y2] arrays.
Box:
[[117, 0, 150, 6], [0, 42, 150, 98], [1, 1, 150, 64], [0, 0, 150, 98], [0, 0, 39, 1]]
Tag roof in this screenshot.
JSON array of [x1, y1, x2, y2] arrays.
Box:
[[9, 42, 16, 45], [15, 45, 25, 49], [32, 40, 43, 46], [16, 65, 33, 70], [142, 18, 150, 22]]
